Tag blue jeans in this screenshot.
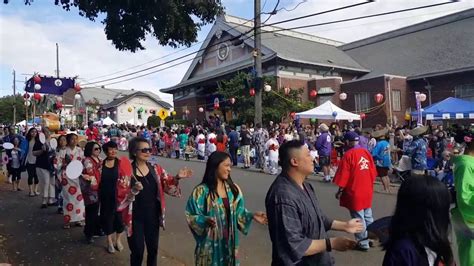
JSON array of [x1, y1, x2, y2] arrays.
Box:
[[350, 208, 374, 248]]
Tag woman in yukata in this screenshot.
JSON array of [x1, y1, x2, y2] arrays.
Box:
[[185, 151, 268, 266]]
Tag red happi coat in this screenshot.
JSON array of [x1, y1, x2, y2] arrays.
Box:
[[333, 147, 377, 211], [116, 162, 181, 236]]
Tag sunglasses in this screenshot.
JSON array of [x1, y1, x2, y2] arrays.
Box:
[[138, 148, 153, 153], [94, 147, 101, 151]]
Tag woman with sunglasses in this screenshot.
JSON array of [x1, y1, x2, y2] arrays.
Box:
[[80, 142, 103, 244], [100, 141, 125, 253], [117, 137, 193, 266]]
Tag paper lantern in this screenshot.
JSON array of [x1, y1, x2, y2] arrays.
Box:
[[34, 84, 41, 90], [128, 107, 133, 112], [33, 93, 41, 101], [33, 75, 41, 84], [404, 113, 411, 120], [138, 107, 144, 113], [185, 109, 190, 115], [249, 88, 255, 96], [290, 112, 296, 119], [230, 97, 236, 104], [332, 111, 338, 118], [198, 107, 204, 113], [74, 94, 81, 100], [419, 93, 427, 102], [23, 93, 30, 99], [171, 111, 176, 116], [74, 83, 81, 92], [284, 87, 291, 95], [348, 118, 353, 123], [375, 93, 384, 104], [339, 92, 347, 101], [264, 84, 272, 92], [24, 100, 31, 106], [113, 111, 117, 114], [309, 89, 317, 98], [360, 113, 366, 119]]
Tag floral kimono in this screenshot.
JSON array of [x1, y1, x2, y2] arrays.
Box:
[[116, 161, 181, 236], [185, 183, 254, 266], [55, 146, 85, 224]]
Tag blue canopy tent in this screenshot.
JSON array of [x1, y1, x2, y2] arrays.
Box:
[[411, 97, 474, 120]]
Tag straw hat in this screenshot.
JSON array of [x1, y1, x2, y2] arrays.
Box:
[[319, 123, 329, 132], [409, 126, 428, 136], [371, 128, 388, 138]]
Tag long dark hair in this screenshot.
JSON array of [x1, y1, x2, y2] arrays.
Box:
[[384, 175, 453, 265], [26, 128, 39, 142], [200, 151, 239, 201]]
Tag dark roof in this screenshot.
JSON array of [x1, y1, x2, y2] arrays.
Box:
[[340, 8, 474, 80], [102, 91, 172, 109], [229, 23, 368, 72]]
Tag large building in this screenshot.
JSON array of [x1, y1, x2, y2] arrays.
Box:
[[162, 9, 474, 127]]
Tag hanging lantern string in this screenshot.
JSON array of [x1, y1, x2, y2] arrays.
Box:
[[349, 101, 386, 114]]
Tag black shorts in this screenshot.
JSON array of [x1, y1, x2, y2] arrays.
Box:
[[376, 166, 389, 177], [11, 168, 21, 181], [319, 156, 330, 167], [100, 211, 124, 235]]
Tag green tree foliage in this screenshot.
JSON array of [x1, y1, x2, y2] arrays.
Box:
[[6, 0, 223, 52], [217, 72, 314, 125], [0, 94, 27, 125], [146, 115, 160, 128]]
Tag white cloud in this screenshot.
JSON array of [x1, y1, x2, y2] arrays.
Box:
[[264, 0, 474, 43], [0, 14, 194, 104]]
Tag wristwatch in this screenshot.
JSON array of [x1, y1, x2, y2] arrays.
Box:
[[325, 238, 332, 252]]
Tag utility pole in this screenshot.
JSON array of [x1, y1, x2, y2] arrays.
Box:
[[12, 70, 17, 125], [254, 0, 263, 126], [56, 43, 60, 77]]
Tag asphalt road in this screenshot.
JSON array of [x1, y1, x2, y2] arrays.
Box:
[[0, 155, 399, 266]]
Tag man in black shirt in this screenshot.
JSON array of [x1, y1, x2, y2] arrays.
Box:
[[239, 124, 252, 169]]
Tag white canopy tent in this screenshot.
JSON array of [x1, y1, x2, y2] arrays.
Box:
[[93, 117, 117, 126], [296, 101, 361, 120], [16, 120, 27, 126]]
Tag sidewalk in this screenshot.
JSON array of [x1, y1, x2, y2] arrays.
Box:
[[0, 179, 184, 266]]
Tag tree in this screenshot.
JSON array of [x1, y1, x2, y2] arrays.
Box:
[[5, 0, 223, 52], [0, 94, 27, 125], [147, 115, 160, 128], [217, 72, 314, 125]]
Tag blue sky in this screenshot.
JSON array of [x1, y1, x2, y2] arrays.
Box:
[[1, 0, 473, 104]]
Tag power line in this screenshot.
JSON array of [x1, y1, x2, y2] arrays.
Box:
[[86, 1, 456, 87], [83, 1, 373, 86]]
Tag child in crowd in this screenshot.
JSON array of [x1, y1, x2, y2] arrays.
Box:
[[9, 137, 22, 191], [309, 144, 320, 173], [184, 139, 196, 161]]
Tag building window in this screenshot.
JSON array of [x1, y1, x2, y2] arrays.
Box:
[[318, 95, 332, 105], [138, 113, 142, 120], [455, 83, 474, 101], [392, 90, 401, 111], [354, 92, 370, 112]]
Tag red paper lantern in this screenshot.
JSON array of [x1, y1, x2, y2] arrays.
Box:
[[284, 87, 291, 95], [230, 97, 236, 104], [23, 92, 30, 99], [74, 83, 81, 92], [185, 109, 190, 115], [249, 88, 255, 96], [375, 93, 384, 104], [33, 93, 41, 101], [360, 113, 366, 119], [33, 75, 41, 84], [309, 89, 317, 98]]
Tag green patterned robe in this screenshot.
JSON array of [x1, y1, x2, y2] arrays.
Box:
[[185, 183, 254, 266]]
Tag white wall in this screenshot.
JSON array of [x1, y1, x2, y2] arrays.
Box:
[[116, 96, 169, 125]]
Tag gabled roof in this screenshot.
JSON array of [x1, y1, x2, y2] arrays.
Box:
[[101, 91, 172, 109], [161, 15, 369, 93], [340, 8, 474, 80], [80, 87, 168, 106]]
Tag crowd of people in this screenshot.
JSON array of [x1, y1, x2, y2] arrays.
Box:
[[0, 118, 473, 266]]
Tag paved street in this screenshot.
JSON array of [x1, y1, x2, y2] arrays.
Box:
[[0, 156, 398, 265]]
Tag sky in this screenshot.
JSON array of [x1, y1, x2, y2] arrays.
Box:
[[1, 0, 473, 104]]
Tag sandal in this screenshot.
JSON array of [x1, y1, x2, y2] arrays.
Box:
[[63, 224, 71, 229]]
